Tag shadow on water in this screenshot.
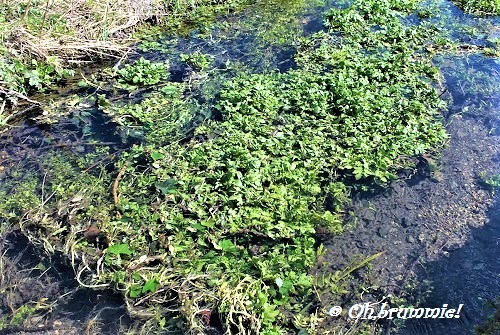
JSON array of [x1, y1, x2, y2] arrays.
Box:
[[396, 45, 499, 334], [0, 231, 132, 335], [399, 196, 500, 335], [394, 48, 499, 333]]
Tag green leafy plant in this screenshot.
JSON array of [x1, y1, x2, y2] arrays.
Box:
[[117, 57, 170, 87], [452, 0, 499, 15], [0, 0, 456, 333], [180, 51, 212, 71], [481, 173, 500, 188]]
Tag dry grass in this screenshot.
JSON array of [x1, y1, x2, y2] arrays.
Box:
[[2, 0, 172, 62]]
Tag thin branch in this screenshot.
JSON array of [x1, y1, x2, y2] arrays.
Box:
[[39, 0, 51, 36], [20, 0, 34, 24], [113, 163, 127, 218], [0, 86, 40, 105]]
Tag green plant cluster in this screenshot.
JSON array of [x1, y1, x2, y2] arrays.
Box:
[[0, 0, 70, 35], [0, 304, 37, 331], [0, 0, 451, 333], [0, 55, 74, 102], [116, 57, 170, 88], [0, 148, 114, 250], [102, 83, 206, 142], [0, 2, 73, 104], [91, 1, 446, 333], [452, 0, 499, 15], [180, 51, 213, 71], [483, 174, 500, 188], [229, 0, 325, 46]]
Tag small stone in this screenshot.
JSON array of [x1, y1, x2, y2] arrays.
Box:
[[84, 226, 102, 242], [406, 235, 416, 243], [377, 226, 390, 238], [473, 263, 485, 271]]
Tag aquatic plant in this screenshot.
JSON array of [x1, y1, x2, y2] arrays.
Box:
[[481, 173, 500, 188], [116, 57, 170, 88], [180, 51, 213, 71], [452, 0, 499, 15], [0, 0, 458, 333]]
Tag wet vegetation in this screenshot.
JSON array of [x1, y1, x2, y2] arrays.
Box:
[[0, 0, 499, 334], [452, 0, 499, 15], [0, 0, 248, 126]]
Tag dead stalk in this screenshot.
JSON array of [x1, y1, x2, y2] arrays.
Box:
[[113, 164, 128, 218], [39, 0, 51, 36], [20, 0, 33, 24], [0, 85, 40, 105]]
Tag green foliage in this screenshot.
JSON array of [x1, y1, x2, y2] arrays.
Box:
[[1, 0, 453, 333], [0, 56, 74, 102], [452, 0, 499, 15], [0, 149, 114, 252], [0, 0, 69, 35], [483, 174, 500, 188], [102, 83, 202, 143], [116, 57, 170, 88], [0, 171, 41, 220], [0, 1, 74, 106], [232, 0, 325, 45], [96, 0, 447, 328], [180, 51, 212, 71], [107, 243, 134, 256], [0, 304, 37, 331]]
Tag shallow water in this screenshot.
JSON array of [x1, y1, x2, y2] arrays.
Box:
[[0, 0, 499, 334], [400, 201, 500, 334]]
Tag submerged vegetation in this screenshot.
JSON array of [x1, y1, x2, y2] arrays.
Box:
[[452, 0, 499, 15], [0, 0, 498, 333]]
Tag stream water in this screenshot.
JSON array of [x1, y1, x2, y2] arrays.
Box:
[[0, 0, 498, 334]]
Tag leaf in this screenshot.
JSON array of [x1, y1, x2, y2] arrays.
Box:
[[150, 151, 164, 160], [156, 180, 177, 195], [112, 271, 126, 283], [129, 284, 142, 298], [142, 278, 159, 293], [201, 219, 215, 228], [262, 304, 280, 323], [257, 292, 268, 305], [278, 279, 293, 295], [218, 239, 237, 253], [107, 243, 134, 255], [160, 85, 179, 95]]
